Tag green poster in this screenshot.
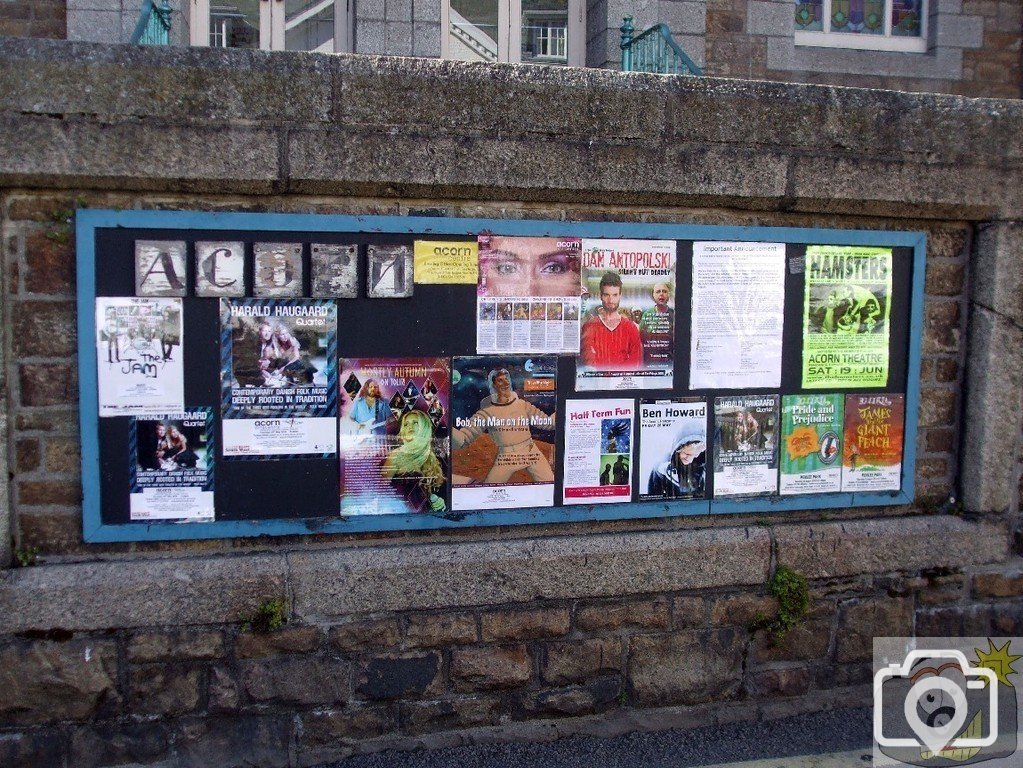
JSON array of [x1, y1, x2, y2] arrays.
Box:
[[801, 246, 892, 389], [779, 394, 843, 495]]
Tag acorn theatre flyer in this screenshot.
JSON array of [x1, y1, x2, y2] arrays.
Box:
[[802, 245, 892, 389]]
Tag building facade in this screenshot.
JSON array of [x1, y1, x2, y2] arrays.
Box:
[[2, 0, 1019, 97]]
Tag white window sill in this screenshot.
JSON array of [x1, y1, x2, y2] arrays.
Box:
[[795, 30, 928, 53]]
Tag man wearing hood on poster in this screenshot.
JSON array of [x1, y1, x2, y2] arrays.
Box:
[[647, 419, 707, 498]]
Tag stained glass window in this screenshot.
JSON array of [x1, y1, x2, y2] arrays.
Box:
[[794, 0, 824, 31], [796, 0, 925, 44], [891, 0, 923, 36], [831, 0, 884, 34]]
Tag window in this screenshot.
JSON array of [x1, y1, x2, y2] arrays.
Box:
[[442, 0, 584, 66], [191, 0, 352, 53], [794, 0, 927, 52]]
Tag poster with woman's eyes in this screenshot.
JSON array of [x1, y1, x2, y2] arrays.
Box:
[[476, 235, 582, 354], [338, 358, 450, 516], [129, 408, 214, 521], [219, 298, 337, 458]]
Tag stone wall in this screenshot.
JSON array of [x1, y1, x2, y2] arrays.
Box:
[[1, 39, 1022, 766], [0, 0, 66, 39]]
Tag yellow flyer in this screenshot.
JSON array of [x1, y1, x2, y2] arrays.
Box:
[[413, 240, 478, 284]]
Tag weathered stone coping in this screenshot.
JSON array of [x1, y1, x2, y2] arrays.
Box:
[[0, 39, 1021, 218], [0, 516, 1006, 634]]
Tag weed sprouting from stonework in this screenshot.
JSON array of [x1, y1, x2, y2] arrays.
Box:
[[244, 598, 287, 634], [749, 565, 809, 642], [14, 546, 40, 567]]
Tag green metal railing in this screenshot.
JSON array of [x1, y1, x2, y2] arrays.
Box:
[[131, 0, 173, 45], [620, 16, 702, 75]]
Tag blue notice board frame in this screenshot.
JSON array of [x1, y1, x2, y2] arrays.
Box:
[[76, 209, 925, 542]]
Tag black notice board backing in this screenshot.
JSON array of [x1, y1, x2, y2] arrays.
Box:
[[88, 219, 917, 532]]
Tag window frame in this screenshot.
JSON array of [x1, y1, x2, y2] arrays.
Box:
[[794, 0, 928, 53], [190, 0, 352, 53], [440, 0, 585, 67]]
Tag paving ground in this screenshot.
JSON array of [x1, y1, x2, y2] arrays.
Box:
[[330, 706, 874, 768]]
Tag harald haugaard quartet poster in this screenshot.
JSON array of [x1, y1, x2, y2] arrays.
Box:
[[130, 408, 215, 521], [95, 231, 912, 525], [713, 395, 780, 498], [220, 298, 338, 457]]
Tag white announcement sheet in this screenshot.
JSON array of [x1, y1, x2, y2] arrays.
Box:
[[689, 242, 786, 390]]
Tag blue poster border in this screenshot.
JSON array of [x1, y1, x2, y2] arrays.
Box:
[[76, 209, 925, 543]]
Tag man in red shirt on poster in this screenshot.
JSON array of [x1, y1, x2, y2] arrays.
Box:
[[580, 271, 642, 369]]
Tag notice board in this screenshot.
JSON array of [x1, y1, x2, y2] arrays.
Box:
[[76, 210, 925, 542]]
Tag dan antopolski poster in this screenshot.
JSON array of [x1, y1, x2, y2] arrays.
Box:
[[96, 297, 184, 417], [339, 358, 450, 516], [129, 408, 214, 521], [563, 399, 635, 504], [220, 299, 338, 457], [689, 241, 785, 390], [802, 246, 892, 388], [638, 398, 707, 500], [779, 394, 843, 495], [842, 393, 904, 492], [451, 356, 557, 510], [713, 395, 779, 498], [577, 239, 676, 391]]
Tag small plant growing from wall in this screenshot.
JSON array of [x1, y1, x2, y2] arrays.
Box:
[[750, 565, 809, 642], [244, 598, 287, 634], [14, 546, 40, 568]]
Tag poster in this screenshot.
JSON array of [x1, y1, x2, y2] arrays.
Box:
[[637, 398, 707, 500], [476, 235, 582, 354], [713, 395, 779, 498], [414, 240, 479, 284], [129, 408, 214, 521], [563, 399, 635, 504], [802, 245, 892, 389], [576, 238, 676, 391], [96, 297, 184, 417], [220, 298, 338, 457], [689, 241, 785, 390], [338, 358, 450, 516], [841, 393, 904, 492], [779, 394, 843, 495], [451, 355, 557, 510]]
